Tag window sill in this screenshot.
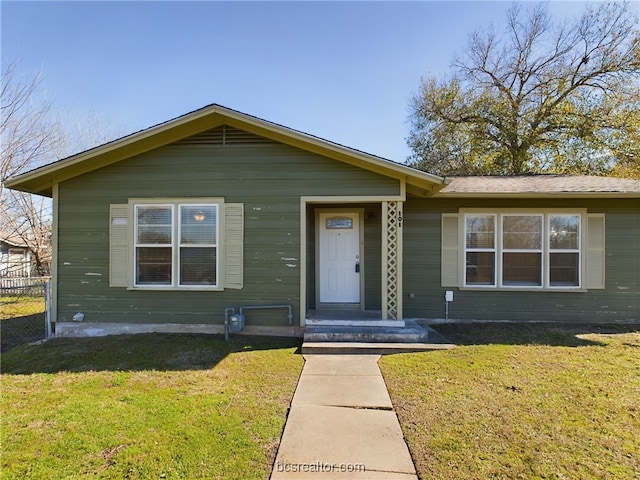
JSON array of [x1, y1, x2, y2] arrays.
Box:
[[128, 286, 224, 292], [459, 286, 587, 293]]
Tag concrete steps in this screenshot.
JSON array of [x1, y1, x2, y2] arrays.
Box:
[[302, 320, 455, 354], [304, 320, 428, 343], [305, 319, 405, 328], [301, 341, 456, 354]]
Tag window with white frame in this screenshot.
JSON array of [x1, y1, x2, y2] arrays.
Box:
[[548, 215, 580, 286], [465, 214, 496, 285], [502, 214, 543, 286], [134, 203, 219, 287], [464, 212, 581, 289]]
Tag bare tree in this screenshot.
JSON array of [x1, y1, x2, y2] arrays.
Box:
[[2, 61, 124, 276], [1, 63, 57, 276], [1, 62, 58, 189], [1, 193, 51, 276], [408, 2, 640, 177]]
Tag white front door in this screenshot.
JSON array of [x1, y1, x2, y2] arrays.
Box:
[[318, 212, 361, 304]]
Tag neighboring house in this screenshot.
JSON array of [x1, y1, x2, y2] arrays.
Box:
[[0, 235, 32, 278], [5, 104, 639, 336]]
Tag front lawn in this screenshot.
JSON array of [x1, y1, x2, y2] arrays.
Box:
[[5, 323, 638, 479], [380, 323, 640, 480], [1, 334, 303, 479]]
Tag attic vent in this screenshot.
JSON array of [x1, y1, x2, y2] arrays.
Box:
[[176, 125, 277, 146]]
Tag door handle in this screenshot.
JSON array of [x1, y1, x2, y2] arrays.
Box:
[[355, 262, 360, 273]]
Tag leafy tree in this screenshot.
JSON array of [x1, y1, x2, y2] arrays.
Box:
[[407, 2, 640, 177]]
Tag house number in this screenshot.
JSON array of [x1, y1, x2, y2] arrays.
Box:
[[398, 213, 403, 227]]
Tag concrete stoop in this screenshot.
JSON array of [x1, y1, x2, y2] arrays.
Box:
[[302, 321, 455, 354]]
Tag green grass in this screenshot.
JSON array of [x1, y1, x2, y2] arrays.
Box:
[[380, 323, 640, 480], [1, 334, 304, 479], [5, 322, 639, 479]]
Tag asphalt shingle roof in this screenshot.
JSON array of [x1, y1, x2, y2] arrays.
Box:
[[440, 175, 640, 195]]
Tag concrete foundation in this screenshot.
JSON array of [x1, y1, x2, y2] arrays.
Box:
[[55, 322, 304, 338]]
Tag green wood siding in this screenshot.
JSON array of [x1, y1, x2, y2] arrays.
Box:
[[363, 205, 382, 310], [403, 198, 639, 323], [56, 140, 399, 326]]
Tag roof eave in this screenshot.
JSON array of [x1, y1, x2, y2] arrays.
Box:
[[216, 109, 448, 188], [434, 191, 640, 198], [5, 106, 232, 196], [4, 104, 447, 196]]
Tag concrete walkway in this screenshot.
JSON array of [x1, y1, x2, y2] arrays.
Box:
[[270, 355, 418, 479]]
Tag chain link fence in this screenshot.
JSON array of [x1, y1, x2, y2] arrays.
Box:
[[1, 277, 51, 352]]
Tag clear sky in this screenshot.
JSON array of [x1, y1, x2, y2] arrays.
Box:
[[2, 1, 593, 162]]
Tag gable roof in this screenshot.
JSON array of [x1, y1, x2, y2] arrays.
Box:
[[437, 175, 640, 198], [4, 103, 447, 198]]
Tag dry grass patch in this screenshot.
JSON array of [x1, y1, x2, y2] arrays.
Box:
[[0, 295, 45, 320], [380, 323, 640, 480], [1, 295, 47, 352]]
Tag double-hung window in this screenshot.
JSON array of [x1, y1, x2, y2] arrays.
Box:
[[502, 214, 543, 286], [465, 215, 496, 285], [134, 202, 219, 288], [548, 215, 580, 287], [464, 211, 582, 289]]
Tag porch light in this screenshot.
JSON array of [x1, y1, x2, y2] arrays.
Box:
[[193, 210, 206, 222]]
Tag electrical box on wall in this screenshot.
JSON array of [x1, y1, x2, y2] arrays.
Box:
[[445, 291, 454, 302]]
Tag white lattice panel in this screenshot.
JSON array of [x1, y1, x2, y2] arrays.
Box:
[[382, 201, 403, 320]]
